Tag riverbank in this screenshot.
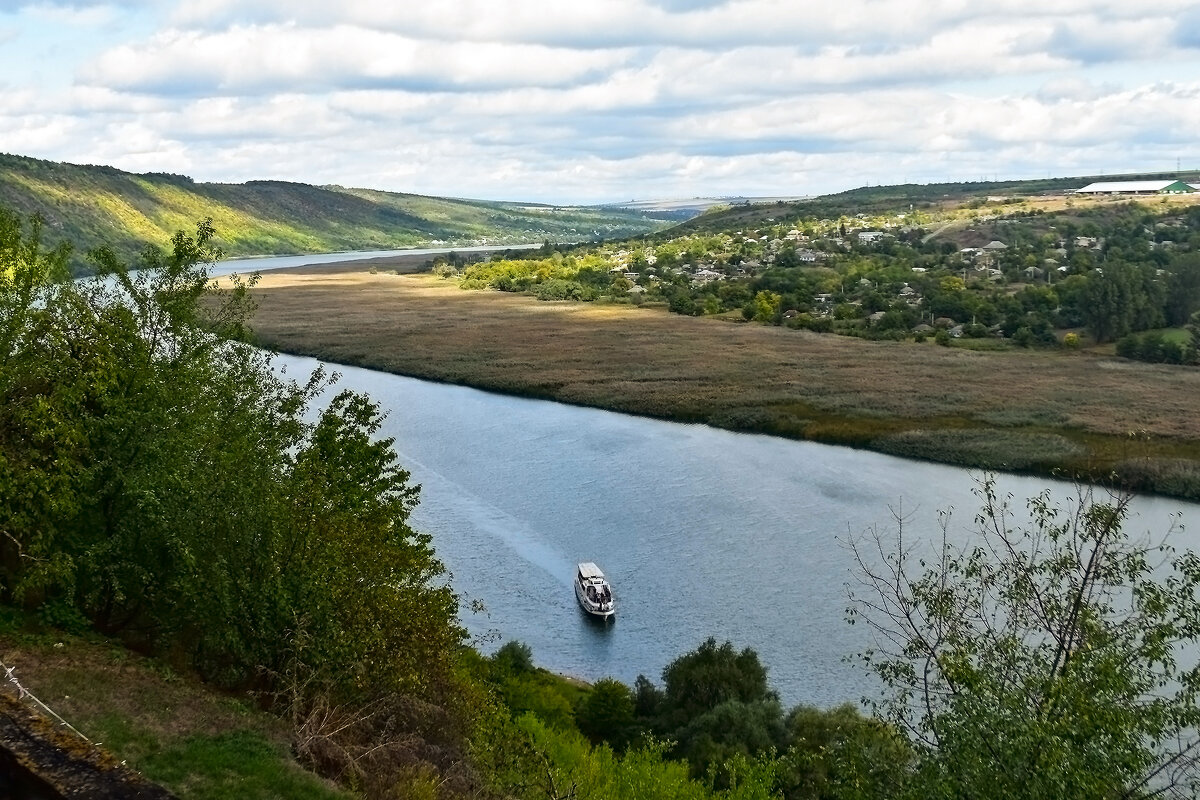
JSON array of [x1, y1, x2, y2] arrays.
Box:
[[242, 267, 1200, 500]]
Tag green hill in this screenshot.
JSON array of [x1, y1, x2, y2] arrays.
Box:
[[670, 170, 1200, 235], [0, 153, 671, 271]]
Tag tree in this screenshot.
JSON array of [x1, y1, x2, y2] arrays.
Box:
[[848, 478, 1200, 799], [660, 638, 774, 723], [751, 291, 782, 324], [778, 704, 910, 800], [0, 209, 465, 705], [1083, 261, 1164, 343], [1165, 254, 1200, 326], [576, 677, 638, 751]]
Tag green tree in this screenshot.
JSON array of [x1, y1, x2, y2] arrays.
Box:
[[848, 478, 1200, 799], [752, 291, 782, 323], [778, 703, 910, 800], [1083, 261, 1164, 342], [576, 677, 638, 751], [1161, 253, 1200, 326], [0, 209, 465, 706], [660, 638, 774, 723]]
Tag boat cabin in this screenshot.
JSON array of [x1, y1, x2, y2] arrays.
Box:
[[576, 562, 614, 611]]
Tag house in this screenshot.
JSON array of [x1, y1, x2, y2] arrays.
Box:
[[857, 231, 885, 244], [982, 240, 1008, 251], [1075, 180, 1195, 195]]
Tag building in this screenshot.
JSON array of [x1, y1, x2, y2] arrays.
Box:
[[1074, 180, 1195, 195]]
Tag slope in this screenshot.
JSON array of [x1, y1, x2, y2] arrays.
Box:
[[0, 153, 670, 271]]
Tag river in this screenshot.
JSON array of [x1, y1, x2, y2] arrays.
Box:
[[209, 243, 540, 277], [271, 351, 1200, 709]]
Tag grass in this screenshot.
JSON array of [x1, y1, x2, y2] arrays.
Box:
[[237, 265, 1200, 500], [0, 617, 352, 799]]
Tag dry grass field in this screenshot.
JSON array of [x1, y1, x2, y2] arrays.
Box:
[[241, 266, 1200, 498]]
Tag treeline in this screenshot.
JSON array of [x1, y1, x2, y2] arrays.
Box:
[[477, 637, 904, 800]]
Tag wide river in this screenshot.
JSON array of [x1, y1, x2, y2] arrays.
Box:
[[243, 251, 1200, 708], [272, 352, 1200, 709]]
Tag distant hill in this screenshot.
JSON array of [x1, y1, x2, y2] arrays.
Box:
[[598, 195, 811, 220], [0, 153, 672, 271], [670, 171, 1200, 235]]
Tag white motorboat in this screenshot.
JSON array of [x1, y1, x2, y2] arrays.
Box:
[[574, 562, 615, 619]]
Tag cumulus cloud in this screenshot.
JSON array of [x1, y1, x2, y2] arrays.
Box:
[[7, 0, 1200, 202], [84, 24, 634, 94]]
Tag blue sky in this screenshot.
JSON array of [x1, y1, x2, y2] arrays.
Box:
[[3, 0, 1200, 203]]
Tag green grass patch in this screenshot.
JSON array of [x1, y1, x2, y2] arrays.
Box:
[[136, 730, 348, 800], [875, 428, 1085, 470]]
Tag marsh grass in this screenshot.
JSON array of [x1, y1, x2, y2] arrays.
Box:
[[875, 429, 1085, 470], [242, 270, 1200, 498], [1114, 457, 1200, 501]]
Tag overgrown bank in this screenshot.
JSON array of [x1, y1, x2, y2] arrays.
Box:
[[244, 268, 1200, 501]]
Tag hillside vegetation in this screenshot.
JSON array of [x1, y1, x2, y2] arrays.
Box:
[[0, 153, 670, 271], [5, 205, 1200, 798], [675, 170, 1200, 234]]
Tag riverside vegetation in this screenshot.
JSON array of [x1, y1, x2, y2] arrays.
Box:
[[5, 208, 1200, 798]]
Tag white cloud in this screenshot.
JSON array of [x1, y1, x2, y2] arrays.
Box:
[[4, 0, 1200, 202], [83, 23, 634, 94]]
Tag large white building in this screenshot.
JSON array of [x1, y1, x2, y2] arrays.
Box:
[[1075, 180, 1195, 195]]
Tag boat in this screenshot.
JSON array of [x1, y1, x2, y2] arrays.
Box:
[[574, 562, 615, 619]]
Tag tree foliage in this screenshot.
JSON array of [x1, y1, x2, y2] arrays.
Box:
[[0, 208, 464, 704], [848, 478, 1200, 799]]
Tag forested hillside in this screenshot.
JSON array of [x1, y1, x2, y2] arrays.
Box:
[[0, 153, 670, 271]]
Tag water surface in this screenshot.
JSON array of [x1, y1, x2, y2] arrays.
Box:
[[274, 353, 1200, 707]]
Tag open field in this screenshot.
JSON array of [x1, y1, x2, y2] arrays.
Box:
[[243, 267, 1200, 499]]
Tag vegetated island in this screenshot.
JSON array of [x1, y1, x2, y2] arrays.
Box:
[[244, 181, 1200, 501]]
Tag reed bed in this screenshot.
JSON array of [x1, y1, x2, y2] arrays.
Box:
[[243, 269, 1200, 498]]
